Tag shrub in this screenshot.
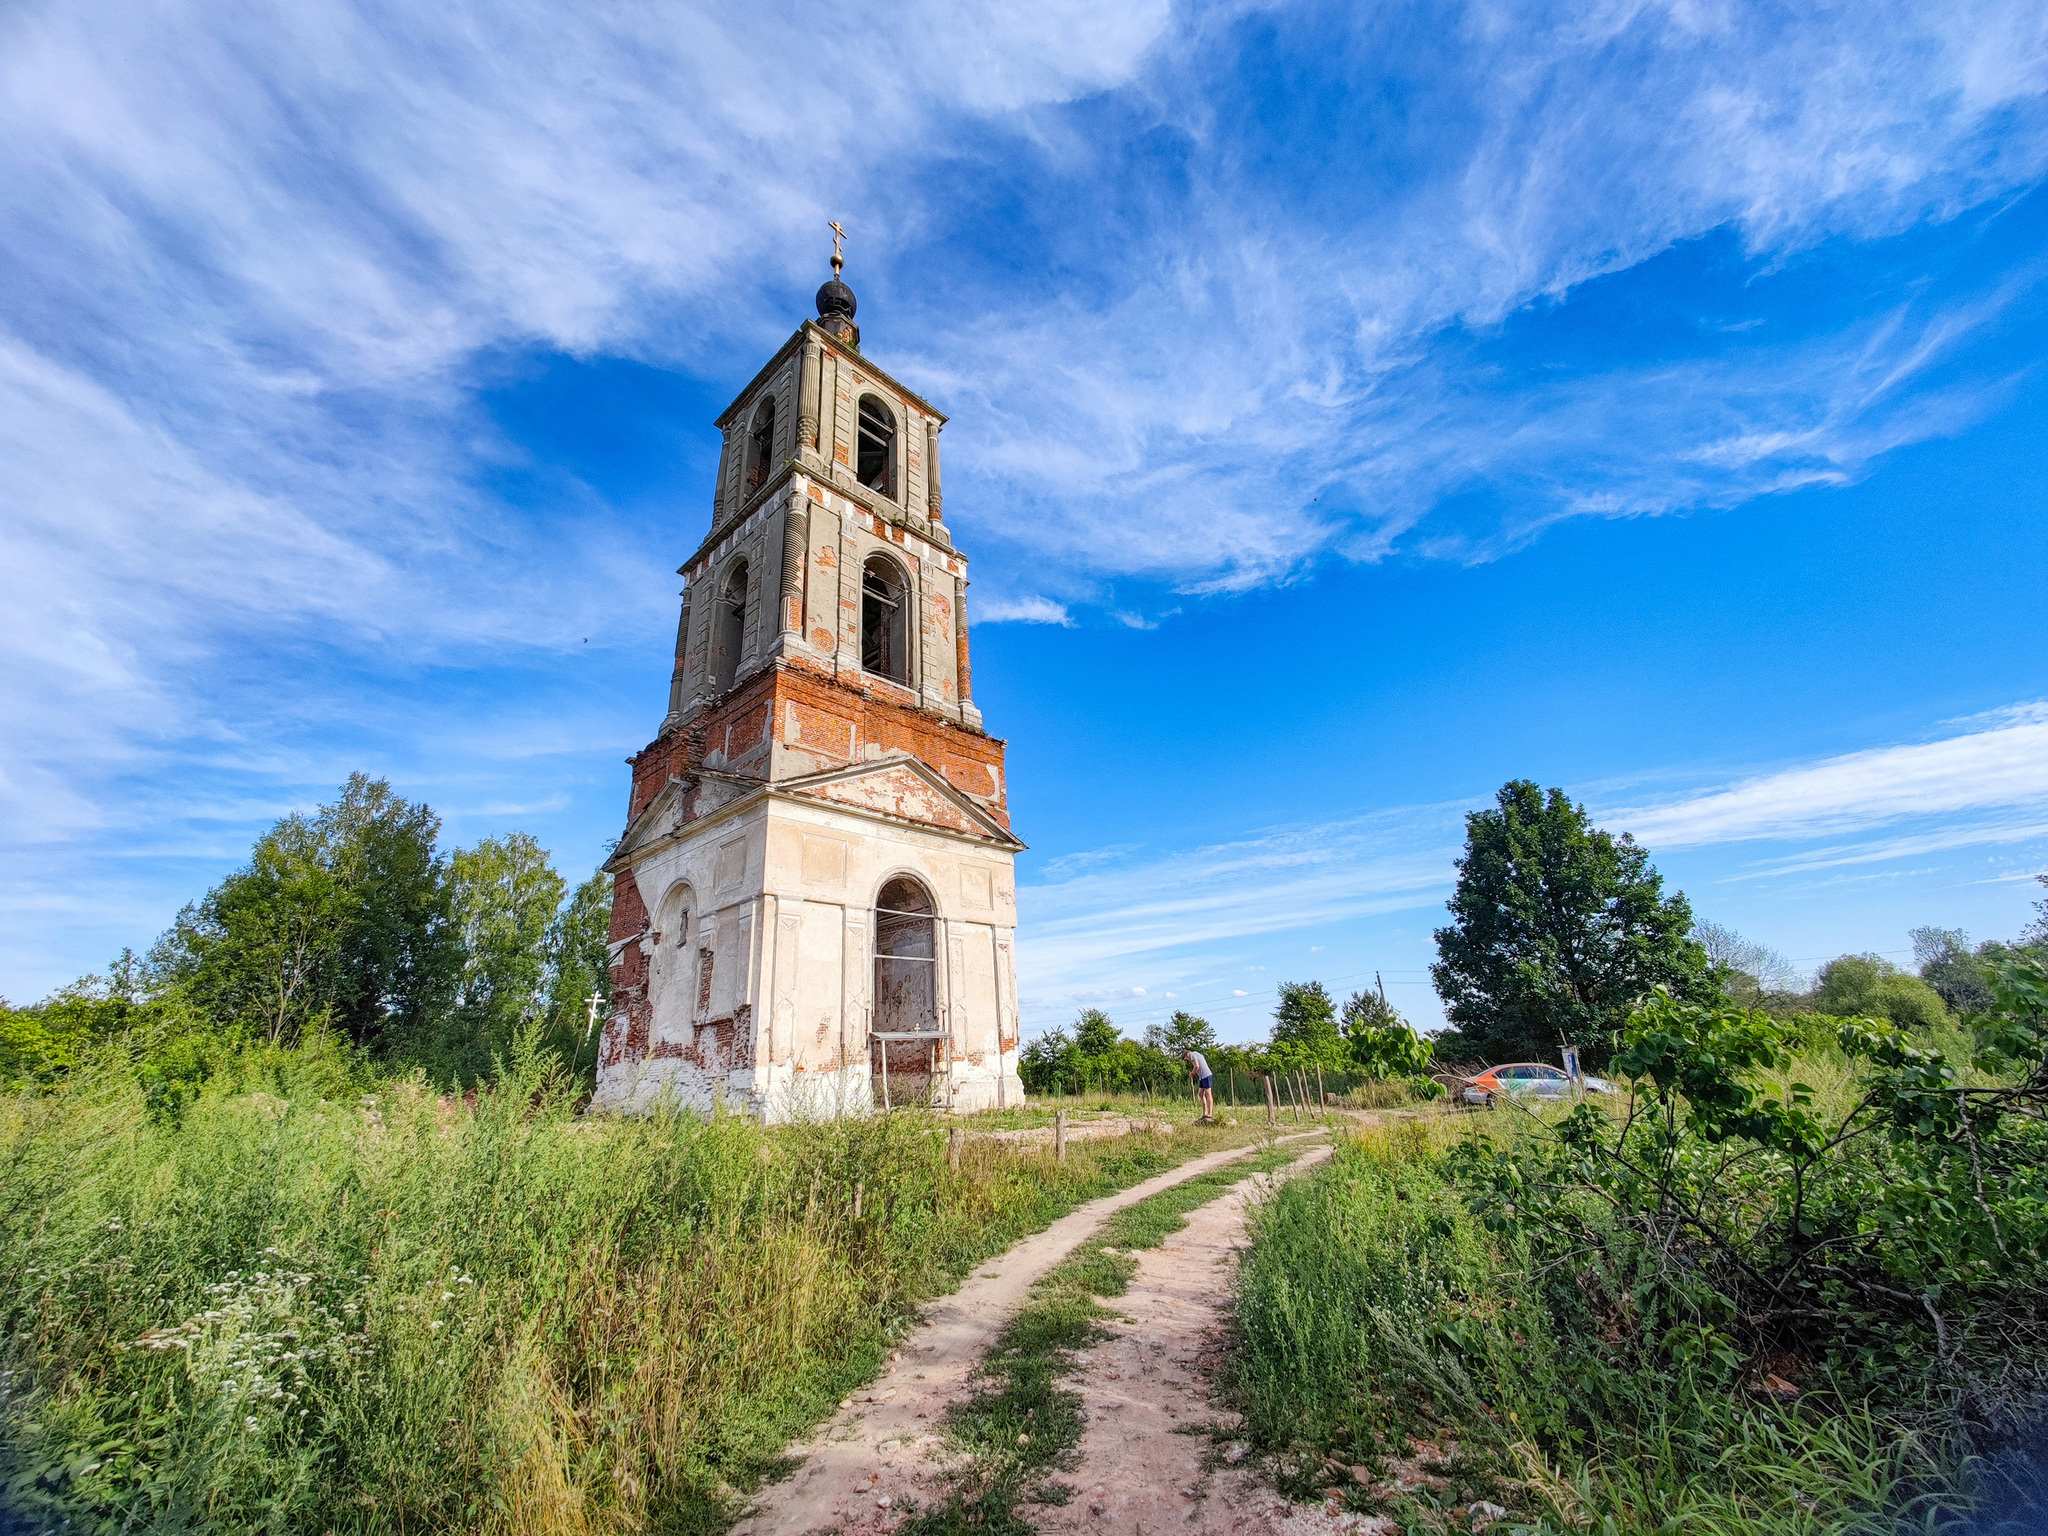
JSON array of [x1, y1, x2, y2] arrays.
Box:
[[1230, 951, 2048, 1532]]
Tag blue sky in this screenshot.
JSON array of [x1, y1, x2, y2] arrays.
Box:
[[4, 0, 2047, 1041]]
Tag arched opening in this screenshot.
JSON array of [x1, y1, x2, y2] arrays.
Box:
[[650, 883, 694, 1041], [745, 398, 777, 492], [857, 394, 895, 497], [713, 560, 748, 691], [872, 875, 940, 1107], [861, 555, 908, 683]]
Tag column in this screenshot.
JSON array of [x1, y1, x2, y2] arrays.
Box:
[[925, 418, 943, 522], [954, 575, 974, 713], [664, 584, 694, 719], [711, 427, 733, 525], [779, 499, 808, 637], [798, 339, 823, 460]]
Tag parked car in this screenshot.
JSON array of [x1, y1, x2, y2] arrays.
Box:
[[1460, 1062, 1615, 1107]]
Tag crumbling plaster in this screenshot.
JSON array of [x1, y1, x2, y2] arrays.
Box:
[[594, 772, 1022, 1121]]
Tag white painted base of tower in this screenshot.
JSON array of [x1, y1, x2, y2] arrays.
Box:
[[591, 1056, 1026, 1124]]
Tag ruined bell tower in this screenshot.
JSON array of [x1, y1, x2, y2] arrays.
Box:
[[595, 241, 1026, 1120]]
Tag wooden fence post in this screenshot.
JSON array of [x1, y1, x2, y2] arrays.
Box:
[[1055, 1108, 1068, 1163], [854, 1182, 864, 1220], [1262, 1074, 1277, 1126], [1315, 1063, 1327, 1114]]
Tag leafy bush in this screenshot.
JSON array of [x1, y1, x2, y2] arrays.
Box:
[[1342, 988, 1433, 1079], [1230, 952, 2048, 1532], [1809, 953, 1950, 1032]]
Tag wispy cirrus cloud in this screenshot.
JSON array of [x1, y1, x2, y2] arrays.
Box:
[[5, 0, 2048, 997], [1018, 702, 2048, 1029], [1607, 703, 2048, 849]]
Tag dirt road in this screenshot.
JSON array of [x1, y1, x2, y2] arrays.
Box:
[[1035, 1144, 1389, 1535], [727, 1131, 1327, 1536]]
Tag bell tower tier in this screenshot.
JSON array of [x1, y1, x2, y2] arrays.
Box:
[[595, 272, 1026, 1121]]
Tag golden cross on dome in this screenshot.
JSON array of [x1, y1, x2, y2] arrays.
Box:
[[828, 220, 847, 274]]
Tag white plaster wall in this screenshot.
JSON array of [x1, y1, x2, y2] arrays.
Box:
[[595, 788, 1022, 1121]]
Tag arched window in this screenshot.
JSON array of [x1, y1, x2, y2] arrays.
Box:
[[650, 883, 694, 1037], [857, 394, 895, 498], [745, 398, 777, 492], [873, 875, 938, 1037], [713, 560, 748, 691], [861, 556, 908, 683]]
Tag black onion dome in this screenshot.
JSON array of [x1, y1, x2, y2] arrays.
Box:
[[816, 278, 857, 321]]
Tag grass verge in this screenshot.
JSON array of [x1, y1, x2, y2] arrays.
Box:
[[895, 1137, 1318, 1536], [0, 1039, 1277, 1535], [1229, 1118, 2031, 1535]]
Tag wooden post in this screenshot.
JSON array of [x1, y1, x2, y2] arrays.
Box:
[[1055, 1108, 1068, 1163], [1315, 1063, 1327, 1114], [854, 1182, 864, 1219], [948, 1126, 962, 1171], [1262, 1074, 1277, 1126]]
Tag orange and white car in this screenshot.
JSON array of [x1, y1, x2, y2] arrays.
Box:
[[1460, 1062, 1614, 1107]]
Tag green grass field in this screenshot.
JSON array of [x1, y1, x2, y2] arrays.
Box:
[[0, 1039, 1275, 1535]]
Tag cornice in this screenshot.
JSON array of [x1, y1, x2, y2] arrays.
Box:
[[713, 320, 947, 431]]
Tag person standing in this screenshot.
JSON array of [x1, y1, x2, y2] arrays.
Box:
[[1184, 1048, 1215, 1123]]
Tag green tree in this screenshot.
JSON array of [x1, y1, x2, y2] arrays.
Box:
[[1340, 988, 1432, 1078], [151, 775, 458, 1051], [1811, 954, 1947, 1031], [1018, 1025, 1081, 1094], [1693, 919, 1797, 1008], [1911, 926, 1994, 1015], [2025, 874, 2048, 948], [415, 834, 569, 1081], [1268, 981, 1349, 1072], [541, 868, 614, 1073], [1144, 1010, 1219, 1060], [1431, 780, 1712, 1068]]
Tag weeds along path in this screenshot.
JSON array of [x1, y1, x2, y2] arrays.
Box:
[[1034, 1142, 1382, 1536], [726, 1130, 1327, 1536]]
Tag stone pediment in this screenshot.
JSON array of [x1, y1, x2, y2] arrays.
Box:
[[778, 755, 1024, 850], [605, 770, 761, 872]]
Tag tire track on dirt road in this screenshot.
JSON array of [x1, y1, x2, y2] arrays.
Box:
[[727, 1130, 1328, 1536]]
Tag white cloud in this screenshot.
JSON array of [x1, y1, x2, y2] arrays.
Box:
[[974, 594, 1074, 625], [1016, 702, 2048, 1024], [1608, 703, 2048, 849], [1726, 821, 2048, 879], [1017, 804, 1466, 1021], [933, 0, 2048, 585], [5, 0, 2047, 990]]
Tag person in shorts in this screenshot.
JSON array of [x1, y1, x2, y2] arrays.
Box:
[[1184, 1048, 1215, 1122]]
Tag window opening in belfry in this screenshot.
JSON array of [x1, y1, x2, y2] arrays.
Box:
[[861, 556, 908, 683], [714, 560, 748, 691], [857, 394, 895, 496], [746, 398, 776, 491]]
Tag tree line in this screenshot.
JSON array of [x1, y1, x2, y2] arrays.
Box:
[[1023, 778, 2048, 1087], [8, 771, 2043, 1105], [1018, 979, 1435, 1098], [0, 774, 612, 1101]]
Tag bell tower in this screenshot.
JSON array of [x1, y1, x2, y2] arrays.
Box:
[[595, 244, 1026, 1120]]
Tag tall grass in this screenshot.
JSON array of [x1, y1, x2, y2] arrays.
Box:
[[0, 1034, 1254, 1534], [1230, 1120, 1982, 1534]]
